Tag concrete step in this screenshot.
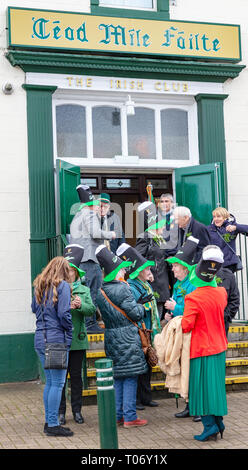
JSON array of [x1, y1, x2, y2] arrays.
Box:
[[79, 326, 248, 398]]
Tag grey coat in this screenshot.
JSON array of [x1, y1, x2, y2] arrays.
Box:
[[96, 281, 148, 378], [70, 206, 114, 263]]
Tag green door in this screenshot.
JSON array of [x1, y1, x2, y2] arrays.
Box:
[[56, 159, 81, 246], [175, 162, 226, 225]]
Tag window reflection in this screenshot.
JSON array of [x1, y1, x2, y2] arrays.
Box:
[[56, 104, 86, 158], [161, 109, 189, 160], [127, 107, 156, 159], [92, 106, 122, 158]]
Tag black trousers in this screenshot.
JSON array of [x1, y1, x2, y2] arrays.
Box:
[[59, 349, 85, 414], [137, 365, 152, 405]]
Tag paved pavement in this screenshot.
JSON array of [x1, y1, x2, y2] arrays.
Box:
[[0, 380, 247, 450]]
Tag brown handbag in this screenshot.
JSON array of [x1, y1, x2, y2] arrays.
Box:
[[100, 289, 158, 368]]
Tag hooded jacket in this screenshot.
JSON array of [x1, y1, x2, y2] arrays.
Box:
[[208, 214, 248, 268], [96, 280, 148, 378]]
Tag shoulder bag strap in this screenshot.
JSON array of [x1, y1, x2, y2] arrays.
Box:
[[100, 288, 145, 330]]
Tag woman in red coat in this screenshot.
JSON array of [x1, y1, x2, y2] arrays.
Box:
[[181, 245, 228, 442]]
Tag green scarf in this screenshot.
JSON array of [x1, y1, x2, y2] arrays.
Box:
[[138, 279, 161, 344]]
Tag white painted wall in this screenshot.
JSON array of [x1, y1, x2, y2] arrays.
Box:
[[0, 0, 90, 334]]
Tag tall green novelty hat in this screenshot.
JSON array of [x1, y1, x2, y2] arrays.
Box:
[[167, 236, 199, 271], [76, 184, 100, 209], [116, 243, 155, 279], [63, 244, 85, 278], [95, 245, 132, 282], [189, 245, 224, 287]]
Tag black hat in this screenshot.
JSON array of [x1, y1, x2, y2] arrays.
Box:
[[76, 184, 100, 208], [167, 236, 199, 271], [63, 244, 85, 278], [95, 245, 132, 282], [116, 243, 155, 279], [189, 245, 224, 287]]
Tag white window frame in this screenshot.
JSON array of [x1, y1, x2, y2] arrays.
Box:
[[98, 0, 157, 11], [52, 90, 199, 169]]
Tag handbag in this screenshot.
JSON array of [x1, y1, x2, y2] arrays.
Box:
[[40, 304, 68, 370], [216, 229, 243, 271], [100, 289, 158, 368]]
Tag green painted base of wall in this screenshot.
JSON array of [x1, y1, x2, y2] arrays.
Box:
[[0, 333, 39, 383]]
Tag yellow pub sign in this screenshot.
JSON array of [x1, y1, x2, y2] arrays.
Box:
[[8, 7, 241, 62]]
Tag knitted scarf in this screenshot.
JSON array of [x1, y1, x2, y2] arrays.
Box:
[[138, 279, 161, 344]]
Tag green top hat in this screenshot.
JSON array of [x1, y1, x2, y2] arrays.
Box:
[[77, 184, 100, 209], [95, 245, 132, 282], [63, 244, 85, 278], [167, 236, 199, 271], [116, 243, 155, 279], [189, 245, 224, 288]]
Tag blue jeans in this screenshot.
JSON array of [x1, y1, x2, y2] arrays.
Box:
[[36, 349, 68, 427], [114, 376, 138, 422]]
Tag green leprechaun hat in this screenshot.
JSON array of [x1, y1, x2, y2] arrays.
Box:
[[95, 245, 132, 282], [116, 243, 155, 279], [63, 244, 85, 278], [167, 236, 199, 271], [189, 245, 224, 288]]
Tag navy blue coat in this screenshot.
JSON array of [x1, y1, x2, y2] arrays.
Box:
[[32, 281, 73, 351], [208, 215, 248, 268], [96, 280, 148, 378]]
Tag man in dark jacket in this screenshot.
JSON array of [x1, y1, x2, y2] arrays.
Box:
[[174, 206, 211, 263], [216, 267, 240, 337]]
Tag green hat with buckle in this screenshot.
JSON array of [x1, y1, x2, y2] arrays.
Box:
[[189, 245, 224, 288]]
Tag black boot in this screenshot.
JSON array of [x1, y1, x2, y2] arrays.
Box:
[[46, 425, 74, 437], [175, 403, 189, 418], [73, 411, 84, 424]]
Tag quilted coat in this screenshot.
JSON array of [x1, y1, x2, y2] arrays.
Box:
[[96, 280, 148, 378]]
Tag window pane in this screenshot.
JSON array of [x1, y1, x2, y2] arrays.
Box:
[[93, 106, 121, 159], [103, 178, 139, 189], [161, 109, 189, 160], [56, 105, 86, 158], [146, 178, 170, 190], [81, 178, 98, 188], [127, 108, 156, 159], [99, 0, 153, 8]]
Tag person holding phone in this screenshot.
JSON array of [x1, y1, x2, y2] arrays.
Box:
[[59, 244, 96, 426]]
